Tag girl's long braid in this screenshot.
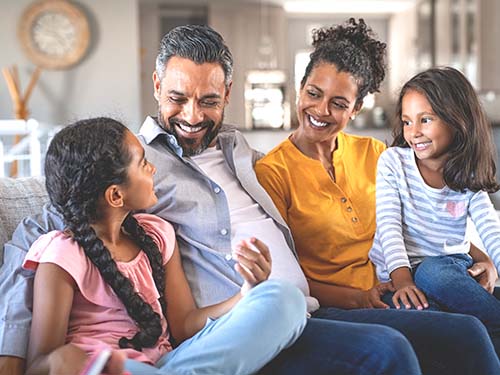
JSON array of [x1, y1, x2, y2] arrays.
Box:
[[123, 214, 167, 315], [45, 117, 165, 351]]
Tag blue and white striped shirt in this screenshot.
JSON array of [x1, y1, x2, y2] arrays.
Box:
[[369, 147, 500, 282]]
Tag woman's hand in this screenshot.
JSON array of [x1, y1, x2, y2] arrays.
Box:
[[232, 237, 272, 295], [360, 281, 395, 309]]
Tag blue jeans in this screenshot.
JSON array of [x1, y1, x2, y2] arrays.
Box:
[[412, 254, 500, 357], [310, 305, 500, 375], [260, 316, 421, 375], [124, 280, 307, 375]]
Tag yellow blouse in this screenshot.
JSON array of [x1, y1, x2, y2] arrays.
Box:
[[255, 132, 386, 290]]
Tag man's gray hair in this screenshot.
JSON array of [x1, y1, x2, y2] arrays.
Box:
[[155, 24, 233, 87]]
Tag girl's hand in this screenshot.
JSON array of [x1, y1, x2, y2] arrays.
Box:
[[0, 357, 24, 375], [232, 237, 272, 295], [46, 345, 125, 375], [392, 283, 428, 310], [47, 344, 87, 375]]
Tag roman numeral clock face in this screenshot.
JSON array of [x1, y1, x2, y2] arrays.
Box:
[[18, 0, 90, 70]]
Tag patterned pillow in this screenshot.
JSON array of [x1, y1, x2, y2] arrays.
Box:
[[0, 177, 48, 264]]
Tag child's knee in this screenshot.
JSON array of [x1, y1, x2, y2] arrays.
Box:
[[251, 280, 307, 331], [415, 255, 470, 292], [254, 280, 305, 308]]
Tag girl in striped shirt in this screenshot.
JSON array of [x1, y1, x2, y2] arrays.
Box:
[[369, 67, 500, 347]]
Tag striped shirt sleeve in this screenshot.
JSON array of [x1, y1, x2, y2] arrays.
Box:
[[469, 191, 500, 272], [375, 149, 411, 275]]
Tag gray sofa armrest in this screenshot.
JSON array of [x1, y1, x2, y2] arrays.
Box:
[[0, 177, 48, 264]]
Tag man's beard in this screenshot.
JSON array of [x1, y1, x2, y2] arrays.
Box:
[[157, 109, 223, 156]]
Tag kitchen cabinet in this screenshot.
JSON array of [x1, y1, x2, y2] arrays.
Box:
[[477, 0, 500, 91], [427, 0, 478, 86], [419, 0, 500, 91]]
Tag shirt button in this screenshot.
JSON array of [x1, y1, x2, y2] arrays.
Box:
[[220, 228, 228, 235], [341, 197, 347, 203], [225, 254, 232, 261], [169, 138, 174, 144], [352, 217, 358, 223], [214, 187, 221, 194], [347, 207, 353, 212]]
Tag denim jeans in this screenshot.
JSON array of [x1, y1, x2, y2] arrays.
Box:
[[124, 280, 307, 375], [311, 305, 500, 375], [412, 254, 500, 358], [260, 315, 421, 375]]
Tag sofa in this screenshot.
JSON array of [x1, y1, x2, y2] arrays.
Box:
[[0, 175, 495, 271], [0, 176, 48, 265]]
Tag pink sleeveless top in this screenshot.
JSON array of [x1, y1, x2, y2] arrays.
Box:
[[23, 213, 175, 364]]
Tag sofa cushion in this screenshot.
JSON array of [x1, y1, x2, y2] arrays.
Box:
[[0, 177, 48, 264]]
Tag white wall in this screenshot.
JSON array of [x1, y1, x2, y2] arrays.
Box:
[[0, 0, 142, 131], [388, 4, 417, 97]]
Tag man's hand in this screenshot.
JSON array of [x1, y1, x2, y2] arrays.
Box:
[[360, 281, 395, 309], [0, 356, 24, 375], [468, 261, 498, 294], [232, 237, 272, 295]]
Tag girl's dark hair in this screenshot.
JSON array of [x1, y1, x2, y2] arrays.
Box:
[[392, 67, 499, 193], [301, 18, 387, 107], [44, 117, 166, 351]]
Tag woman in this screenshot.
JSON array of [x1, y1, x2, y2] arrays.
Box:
[[256, 18, 500, 374]]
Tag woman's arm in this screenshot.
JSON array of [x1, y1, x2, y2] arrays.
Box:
[[26, 263, 78, 374], [165, 238, 271, 343], [308, 279, 394, 309]]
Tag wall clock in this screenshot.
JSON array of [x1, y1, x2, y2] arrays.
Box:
[[18, 0, 90, 70]]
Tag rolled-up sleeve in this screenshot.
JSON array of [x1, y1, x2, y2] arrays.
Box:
[[0, 204, 63, 358], [0, 243, 34, 357]]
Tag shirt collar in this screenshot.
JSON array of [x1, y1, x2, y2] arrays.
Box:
[[138, 117, 239, 157], [139, 116, 184, 157]]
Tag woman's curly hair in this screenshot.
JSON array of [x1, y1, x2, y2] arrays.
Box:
[[44, 117, 166, 351], [301, 18, 387, 106]]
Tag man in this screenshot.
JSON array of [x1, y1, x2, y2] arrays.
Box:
[[0, 25, 499, 375]]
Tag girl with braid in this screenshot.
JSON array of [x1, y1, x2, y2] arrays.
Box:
[[22, 117, 306, 375]]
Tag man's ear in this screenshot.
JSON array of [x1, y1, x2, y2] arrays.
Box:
[[104, 185, 124, 208], [224, 81, 232, 105], [153, 71, 161, 102]]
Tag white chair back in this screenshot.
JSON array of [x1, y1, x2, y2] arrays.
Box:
[[0, 119, 41, 177]]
